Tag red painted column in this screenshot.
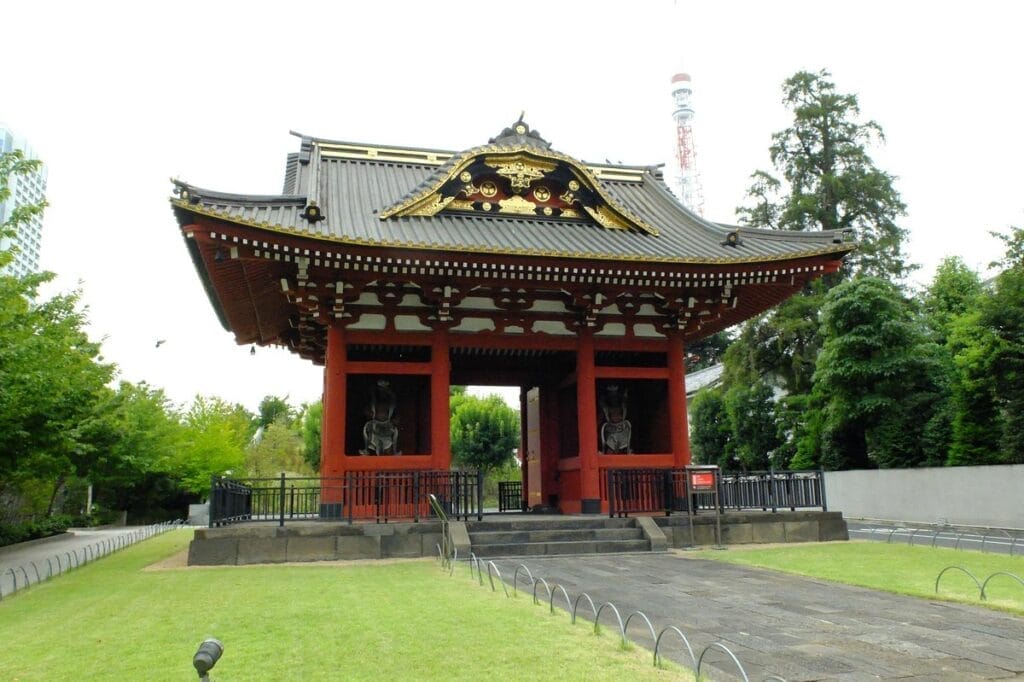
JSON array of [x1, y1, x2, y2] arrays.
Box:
[[519, 387, 529, 505], [576, 330, 600, 513], [430, 331, 451, 470], [668, 332, 692, 467], [321, 324, 347, 508]]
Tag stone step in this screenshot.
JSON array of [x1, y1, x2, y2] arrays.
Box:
[[471, 538, 651, 558], [467, 517, 635, 532], [469, 527, 643, 545]]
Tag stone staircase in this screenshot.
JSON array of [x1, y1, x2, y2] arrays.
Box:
[[466, 517, 652, 558]]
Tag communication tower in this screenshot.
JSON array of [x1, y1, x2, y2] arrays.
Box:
[[671, 72, 705, 215]]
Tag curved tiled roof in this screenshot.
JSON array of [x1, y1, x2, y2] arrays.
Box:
[[171, 124, 854, 266]]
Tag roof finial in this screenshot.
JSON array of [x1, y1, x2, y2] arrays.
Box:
[[517, 110, 525, 124]]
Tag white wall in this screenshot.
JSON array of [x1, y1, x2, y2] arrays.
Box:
[[824, 465, 1024, 529]]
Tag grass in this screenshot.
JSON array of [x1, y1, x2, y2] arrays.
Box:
[[695, 541, 1024, 615], [0, 530, 688, 681]]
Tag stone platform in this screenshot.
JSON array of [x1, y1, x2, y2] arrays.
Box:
[[187, 510, 848, 565]]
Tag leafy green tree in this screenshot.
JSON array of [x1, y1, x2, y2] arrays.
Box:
[[701, 70, 914, 469], [245, 417, 309, 477], [946, 227, 1024, 465], [806, 277, 946, 469], [0, 149, 46, 258], [450, 393, 519, 473], [724, 379, 782, 471], [175, 396, 252, 495], [298, 400, 322, 472], [258, 395, 293, 428], [737, 69, 909, 280], [685, 331, 730, 372], [84, 381, 184, 512], [923, 256, 984, 343], [689, 388, 731, 468]]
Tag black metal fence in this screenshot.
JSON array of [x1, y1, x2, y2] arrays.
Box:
[[607, 468, 826, 517], [718, 470, 827, 513], [498, 481, 524, 512], [210, 470, 483, 527]]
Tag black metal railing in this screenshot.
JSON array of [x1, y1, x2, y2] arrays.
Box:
[[607, 468, 826, 517], [607, 469, 674, 517], [209, 470, 483, 528], [498, 481, 524, 512], [718, 470, 826, 512]]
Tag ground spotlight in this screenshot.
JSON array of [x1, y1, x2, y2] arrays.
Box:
[[193, 638, 223, 680]]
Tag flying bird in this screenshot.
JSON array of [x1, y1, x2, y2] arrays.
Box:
[[155, 339, 166, 348]]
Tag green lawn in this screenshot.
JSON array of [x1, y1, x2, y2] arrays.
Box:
[[0, 530, 686, 681], [696, 541, 1024, 615]]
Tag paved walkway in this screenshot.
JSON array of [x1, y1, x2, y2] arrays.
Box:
[[0, 528, 167, 597], [488, 552, 1024, 681]]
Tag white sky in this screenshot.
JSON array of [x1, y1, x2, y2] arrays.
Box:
[[4, 0, 1022, 412]]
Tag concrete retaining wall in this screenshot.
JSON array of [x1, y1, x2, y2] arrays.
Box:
[[824, 464, 1024, 528], [188, 522, 443, 566], [655, 511, 848, 547]]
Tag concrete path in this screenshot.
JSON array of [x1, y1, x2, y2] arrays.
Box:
[[848, 521, 1024, 557], [0, 527, 176, 598], [487, 552, 1024, 681]]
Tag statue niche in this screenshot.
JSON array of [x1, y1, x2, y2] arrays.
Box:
[[599, 384, 632, 454], [361, 379, 401, 455]]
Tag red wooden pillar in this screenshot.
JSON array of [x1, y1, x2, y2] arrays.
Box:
[[430, 332, 451, 470], [519, 387, 529, 505], [668, 332, 691, 467], [576, 331, 600, 513], [321, 324, 347, 508]]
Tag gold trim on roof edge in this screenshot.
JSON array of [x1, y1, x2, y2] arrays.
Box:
[[171, 197, 855, 266], [315, 141, 649, 181], [376, 143, 660, 236]]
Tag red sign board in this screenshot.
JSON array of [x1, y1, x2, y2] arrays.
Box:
[[690, 472, 716, 489]]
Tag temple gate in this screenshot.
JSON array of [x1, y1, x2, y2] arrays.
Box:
[[172, 120, 852, 515]]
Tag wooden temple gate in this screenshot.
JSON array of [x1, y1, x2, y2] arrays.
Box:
[[172, 120, 852, 516]]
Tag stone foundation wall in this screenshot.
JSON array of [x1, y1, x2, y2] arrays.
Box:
[[655, 511, 848, 547], [188, 522, 443, 566]]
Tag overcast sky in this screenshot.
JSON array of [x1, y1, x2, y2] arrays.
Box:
[[4, 0, 1021, 412]]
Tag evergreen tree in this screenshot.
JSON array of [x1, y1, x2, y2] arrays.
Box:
[[807, 278, 946, 469], [737, 69, 909, 280]]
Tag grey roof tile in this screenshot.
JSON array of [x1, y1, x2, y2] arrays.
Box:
[[171, 134, 853, 265]]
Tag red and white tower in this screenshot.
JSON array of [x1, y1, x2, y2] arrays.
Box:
[[671, 72, 705, 215]]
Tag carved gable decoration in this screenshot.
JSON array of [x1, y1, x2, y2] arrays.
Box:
[[379, 121, 659, 236]]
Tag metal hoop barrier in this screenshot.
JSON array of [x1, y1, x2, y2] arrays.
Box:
[[935, 566, 983, 598], [449, 548, 459, 577], [549, 584, 572, 615], [0, 521, 183, 600], [532, 577, 552, 606], [594, 602, 626, 643], [513, 565, 534, 596], [980, 572, 1024, 600], [486, 561, 509, 597], [623, 611, 657, 655], [571, 593, 597, 625], [451, 560, 785, 680], [887, 527, 900, 543], [908, 528, 921, 546], [654, 625, 697, 669], [697, 642, 750, 682]]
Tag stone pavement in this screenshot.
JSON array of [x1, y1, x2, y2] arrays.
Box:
[[0, 528, 165, 597], [487, 552, 1024, 681]]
